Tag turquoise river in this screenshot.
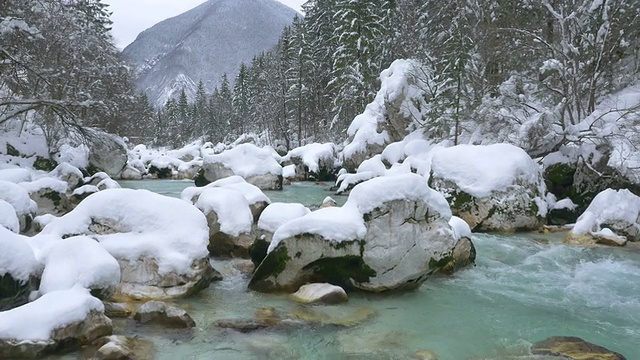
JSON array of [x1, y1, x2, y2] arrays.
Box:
[[92, 180, 640, 359]]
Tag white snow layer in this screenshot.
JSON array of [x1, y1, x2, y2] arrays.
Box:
[[19, 177, 69, 194], [0, 180, 37, 216], [196, 187, 253, 236], [181, 175, 271, 206], [430, 144, 542, 198], [0, 168, 33, 183], [571, 188, 640, 236], [0, 285, 104, 341], [449, 216, 472, 240], [0, 226, 38, 281], [203, 143, 282, 177], [39, 236, 121, 295], [258, 203, 311, 233], [0, 200, 19, 233], [269, 174, 450, 253], [41, 189, 209, 275]]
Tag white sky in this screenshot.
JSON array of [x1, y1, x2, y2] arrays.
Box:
[[103, 0, 305, 49]]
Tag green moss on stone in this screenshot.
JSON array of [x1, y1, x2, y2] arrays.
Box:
[[6, 143, 20, 157], [302, 255, 377, 288], [194, 169, 210, 187], [451, 190, 475, 211], [42, 191, 62, 206], [248, 239, 270, 267], [428, 253, 454, 272], [33, 156, 58, 172], [250, 245, 290, 284]]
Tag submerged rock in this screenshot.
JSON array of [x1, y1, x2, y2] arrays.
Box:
[[133, 301, 195, 328], [430, 144, 547, 232], [92, 335, 155, 360], [103, 302, 132, 318], [531, 336, 626, 360], [249, 174, 458, 293], [290, 283, 348, 304]]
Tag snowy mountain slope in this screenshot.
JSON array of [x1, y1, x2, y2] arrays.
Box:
[[123, 0, 299, 107]]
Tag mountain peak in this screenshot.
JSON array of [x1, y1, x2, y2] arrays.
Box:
[[123, 0, 298, 107]]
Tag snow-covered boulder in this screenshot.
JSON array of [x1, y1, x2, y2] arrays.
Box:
[[195, 187, 255, 258], [0, 286, 112, 358], [200, 144, 283, 190], [429, 144, 547, 232], [183, 175, 272, 222], [0, 180, 37, 232], [133, 300, 195, 329], [87, 132, 127, 177], [0, 227, 38, 310], [39, 236, 121, 298], [0, 200, 19, 233], [48, 163, 84, 191], [19, 177, 70, 216], [291, 283, 348, 304], [283, 143, 338, 181], [251, 202, 311, 265], [565, 188, 640, 246], [249, 174, 459, 293], [41, 189, 216, 300]]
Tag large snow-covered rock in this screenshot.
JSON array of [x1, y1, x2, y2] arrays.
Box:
[[200, 144, 283, 190], [429, 144, 547, 232], [0, 286, 112, 358], [39, 236, 121, 298], [41, 189, 215, 300], [0, 180, 37, 232], [566, 188, 640, 246], [249, 174, 459, 293], [0, 168, 32, 183], [0, 227, 38, 310]]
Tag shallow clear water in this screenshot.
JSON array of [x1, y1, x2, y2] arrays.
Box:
[[108, 181, 640, 359]]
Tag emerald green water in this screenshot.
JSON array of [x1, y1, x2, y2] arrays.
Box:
[[111, 181, 640, 359]]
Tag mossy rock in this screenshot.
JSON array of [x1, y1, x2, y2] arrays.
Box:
[[193, 169, 210, 187], [33, 156, 58, 172], [531, 336, 626, 360], [0, 274, 31, 311], [5, 143, 21, 157], [249, 245, 291, 291], [548, 207, 580, 225], [148, 165, 172, 179], [301, 255, 376, 289], [249, 238, 270, 267], [449, 190, 475, 213]]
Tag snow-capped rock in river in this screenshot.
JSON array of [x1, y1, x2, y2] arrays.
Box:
[[0, 180, 37, 233], [249, 174, 461, 293], [40, 189, 216, 300], [0, 286, 112, 358], [566, 188, 640, 246], [429, 144, 547, 232], [199, 143, 283, 190]]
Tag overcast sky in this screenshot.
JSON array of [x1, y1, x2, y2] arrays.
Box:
[[103, 0, 305, 49]]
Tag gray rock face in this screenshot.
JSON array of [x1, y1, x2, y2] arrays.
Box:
[[93, 335, 154, 360], [88, 132, 127, 177], [250, 176, 458, 293], [133, 301, 195, 328], [291, 283, 348, 304], [0, 310, 112, 358], [122, 0, 298, 107]]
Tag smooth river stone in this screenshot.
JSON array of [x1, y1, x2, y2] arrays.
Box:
[[290, 283, 348, 304]]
